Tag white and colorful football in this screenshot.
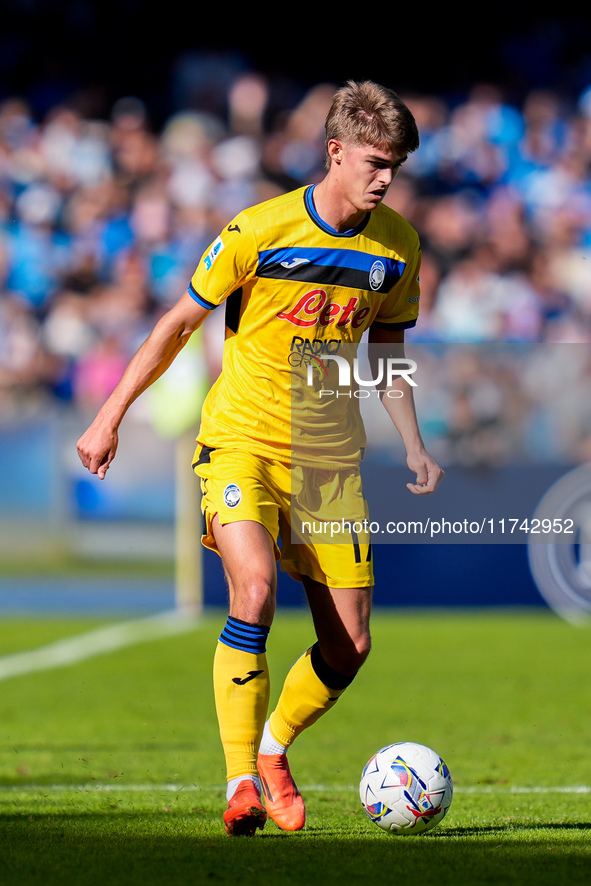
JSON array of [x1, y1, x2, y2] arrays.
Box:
[[359, 741, 453, 834]]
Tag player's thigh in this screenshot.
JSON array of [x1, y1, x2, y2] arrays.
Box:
[[212, 515, 278, 625], [195, 447, 283, 624]]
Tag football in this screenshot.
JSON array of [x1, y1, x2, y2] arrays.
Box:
[[359, 741, 453, 834]]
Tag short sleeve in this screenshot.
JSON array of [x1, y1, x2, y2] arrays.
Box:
[[371, 243, 422, 331], [188, 213, 258, 310]]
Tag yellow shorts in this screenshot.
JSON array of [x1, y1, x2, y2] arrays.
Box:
[[193, 445, 373, 589]]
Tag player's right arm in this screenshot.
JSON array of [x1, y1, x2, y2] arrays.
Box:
[[77, 291, 210, 479]]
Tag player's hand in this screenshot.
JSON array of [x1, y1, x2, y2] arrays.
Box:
[[77, 421, 119, 480], [406, 448, 444, 495]]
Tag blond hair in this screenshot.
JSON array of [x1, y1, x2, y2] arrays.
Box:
[[324, 80, 419, 166]]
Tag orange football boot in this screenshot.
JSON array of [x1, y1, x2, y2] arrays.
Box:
[[257, 753, 306, 831], [223, 779, 267, 836]]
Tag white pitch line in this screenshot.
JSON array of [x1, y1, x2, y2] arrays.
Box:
[[1, 783, 590, 795], [456, 784, 591, 795], [0, 609, 199, 682]]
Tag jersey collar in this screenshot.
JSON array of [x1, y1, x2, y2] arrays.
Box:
[[304, 185, 371, 237]]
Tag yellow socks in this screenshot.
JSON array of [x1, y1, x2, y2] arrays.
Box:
[[266, 642, 356, 750], [214, 619, 358, 786], [213, 616, 270, 783]]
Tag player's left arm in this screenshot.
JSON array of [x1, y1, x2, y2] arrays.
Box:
[[368, 326, 444, 495]]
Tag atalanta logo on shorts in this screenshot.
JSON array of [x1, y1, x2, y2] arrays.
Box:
[[223, 483, 242, 508]]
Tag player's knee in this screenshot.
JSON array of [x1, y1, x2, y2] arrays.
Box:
[[358, 632, 372, 664], [321, 632, 371, 676], [347, 633, 372, 671], [231, 576, 276, 624]]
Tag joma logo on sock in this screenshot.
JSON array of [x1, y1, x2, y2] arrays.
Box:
[[232, 670, 264, 685]]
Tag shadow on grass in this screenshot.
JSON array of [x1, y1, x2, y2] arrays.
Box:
[[431, 821, 591, 837], [1, 809, 591, 886]]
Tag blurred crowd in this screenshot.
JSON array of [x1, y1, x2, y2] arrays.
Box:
[[365, 342, 591, 468], [2, 71, 591, 465]]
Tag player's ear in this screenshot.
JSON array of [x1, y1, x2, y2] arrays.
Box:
[[327, 139, 344, 164]]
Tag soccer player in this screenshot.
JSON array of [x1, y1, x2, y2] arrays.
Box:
[[77, 80, 443, 836]]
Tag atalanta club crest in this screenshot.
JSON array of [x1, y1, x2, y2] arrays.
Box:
[[223, 484, 242, 508], [369, 260, 386, 291]]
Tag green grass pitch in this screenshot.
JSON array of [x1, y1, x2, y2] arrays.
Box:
[[1, 608, 590, 885]]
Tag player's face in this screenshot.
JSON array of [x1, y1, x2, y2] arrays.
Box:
[[329, 140, 407, 214]]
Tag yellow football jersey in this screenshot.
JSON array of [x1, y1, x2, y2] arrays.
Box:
[[188, 185, 421, 466]]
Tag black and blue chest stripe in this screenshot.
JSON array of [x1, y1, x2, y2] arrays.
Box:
[[256, 246, 405, 293]]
